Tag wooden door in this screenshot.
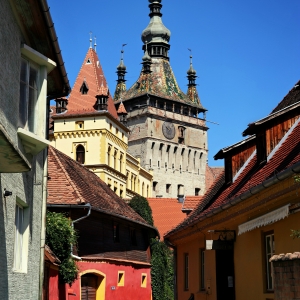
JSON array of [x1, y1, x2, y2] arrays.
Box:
[[81, 274, 98, 300]]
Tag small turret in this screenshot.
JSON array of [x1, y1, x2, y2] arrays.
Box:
[[186, 55, 201, 105], [117, 101, 128, 126], [114, 46, 127, 101], [94, 81, 109, 111], [142, 45, 152, 74]]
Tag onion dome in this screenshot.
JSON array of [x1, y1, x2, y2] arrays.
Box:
[[141, 0, 171, 59], [117, 50, 126, 71]]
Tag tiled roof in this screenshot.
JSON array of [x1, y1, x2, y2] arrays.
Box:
[[182, 196, 203, 211], [206, 165, 224, 191], [270, 252, 300, 262], [117, 102, 127, 114], [44, 245, 61, 265], [271, 80, 300, 113], [47, 146, 152, 227], [147, 198, 186, 239], [165, 119, 300, 238], [58, 48, 117, 118], [121, 58, 205, 110]]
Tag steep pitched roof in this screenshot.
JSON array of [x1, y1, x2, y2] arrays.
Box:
[[120, 58, 205, 110], [63, 48, 117, 118], [271, 80, 300, 113], [47, 146, 153, 227], [166, 120, 300, 238], [206, 165, 224, 191], [147, 198, 186, 239]]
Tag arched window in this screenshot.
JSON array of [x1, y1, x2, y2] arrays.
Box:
[[107, 146, 111, 166], [76, 145, 85, 164]]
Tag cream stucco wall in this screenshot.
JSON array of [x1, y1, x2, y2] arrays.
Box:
[[50, 113, 152, 198]]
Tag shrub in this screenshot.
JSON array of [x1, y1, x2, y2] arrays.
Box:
[[129, 195, 154, 226], [46, 211, 78, 284]]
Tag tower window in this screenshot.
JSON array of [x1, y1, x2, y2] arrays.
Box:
[[153, 181, 158, 192], [80, 81, 89, 95], [76, 145, 85, 164], [195, 188, 200, 196], [166, 184, 171, 193]]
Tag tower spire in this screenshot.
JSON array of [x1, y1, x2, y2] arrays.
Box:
[[94, 36, 97, 52], [142, 43, 152, 74], [186, 50, 201, 105], [114, 44, 127, 101], [141, 0, 171, 59], [89, 31, 92, 49]]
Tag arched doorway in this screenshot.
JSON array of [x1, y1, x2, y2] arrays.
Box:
[[81, 272, 105, 300]]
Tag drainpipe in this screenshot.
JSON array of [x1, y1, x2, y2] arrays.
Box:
[[165, 239, 178, 300], [47, 203, 91, 260]]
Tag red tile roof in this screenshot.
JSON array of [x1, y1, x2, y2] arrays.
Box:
[[147, 198, 186, 239], [206, 165, 224, 191], [47, 146, 153, 227], [165, 119, 300, 238], [44, 245, 61, 265], [59, 48, 117, 118], [182, 196, 203, 211], [117, 102, 127, 114], [271, 80, 300, 113]]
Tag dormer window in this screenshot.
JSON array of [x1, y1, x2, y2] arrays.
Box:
[[86, 58, 91, 64], [80, 81, 89, 95]]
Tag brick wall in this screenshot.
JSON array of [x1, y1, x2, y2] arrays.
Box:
[[273, 258, 300, 300]]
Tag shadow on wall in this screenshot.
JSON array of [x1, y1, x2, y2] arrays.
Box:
[[0, 176, 9, 300]]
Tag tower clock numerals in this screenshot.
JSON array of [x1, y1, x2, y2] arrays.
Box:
[[162, 121, 175, 140]]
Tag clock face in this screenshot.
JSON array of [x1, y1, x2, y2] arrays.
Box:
[[162, 121, 175, 140]]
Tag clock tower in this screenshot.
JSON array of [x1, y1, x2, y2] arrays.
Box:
[[114, 0, 208, 199]]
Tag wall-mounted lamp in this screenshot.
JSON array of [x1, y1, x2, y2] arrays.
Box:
[[3, 189, 12, 197]]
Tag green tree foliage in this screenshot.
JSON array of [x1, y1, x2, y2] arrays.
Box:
[[291, 229, 300, 239], [151, 239, 174, 300], [128, 195, 154, 226], [46, 211, 78, 284]]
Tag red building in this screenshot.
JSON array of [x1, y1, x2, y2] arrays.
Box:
[[46, 146, 157, 300]]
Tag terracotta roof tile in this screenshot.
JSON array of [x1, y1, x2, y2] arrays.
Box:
[[117, 102, 127, 114], [58, 48, 117, 118], [147, 198, 186, 239], [47, 146, 151, 227], [166, 119, 300, 238], [270, 252, 300, 262], [182, 196, 203, 211], [271, 80, 300, 113], [206, 165, 224, 191], [44, 245, 61, 265]]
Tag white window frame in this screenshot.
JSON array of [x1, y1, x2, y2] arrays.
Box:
[[13, 199, 29, 273], [265, 233, 275, 290]]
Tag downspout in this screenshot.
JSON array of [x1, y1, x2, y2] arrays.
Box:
[[39, 148, 48, 300], [165, 239, 178, 300], [70, 203, 91, 260], [47, 203, 92, 260]]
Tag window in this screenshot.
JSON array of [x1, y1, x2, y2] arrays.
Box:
[[107, 145, 112, 166], [75, 121, 84, 130], [265, 232, 275, 290], [14, 204, 24, 270], [141, 274, 147, 288], [117, 271, 125, 286], [166, 184, 171, 193], [119, 153, 123, 172], [19, 57, 39, 132], [13, 201, 29, 272], [114, 149, 118, 169], [184, 253, 189, 290], [80, 81, 89, 94], [200, 249, 205, 290], [113, 223, 120, 243], [153, 181, 158, 192], [76, 145, 85, 164], [195, 188, 200, 196]]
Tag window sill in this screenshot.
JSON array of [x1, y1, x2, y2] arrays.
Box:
[[17, 128, 50, 156], [0, 123, 31, 172]]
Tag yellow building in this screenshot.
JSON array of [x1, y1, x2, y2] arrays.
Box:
[[165, 81, 300, 300], [49, 44, 152, 199]]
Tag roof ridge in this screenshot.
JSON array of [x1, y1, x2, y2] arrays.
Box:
[[49, 146, 85, 204]]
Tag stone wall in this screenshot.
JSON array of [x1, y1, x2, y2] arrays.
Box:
[[271, 253, 300, 300]]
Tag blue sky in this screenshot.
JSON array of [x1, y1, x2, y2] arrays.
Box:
[[48, 0, 300, 166]]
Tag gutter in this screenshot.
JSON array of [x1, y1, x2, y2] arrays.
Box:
[[47, 203, 92, 260], [167, 160, 300, 238], [40, 0, 71, 97]]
